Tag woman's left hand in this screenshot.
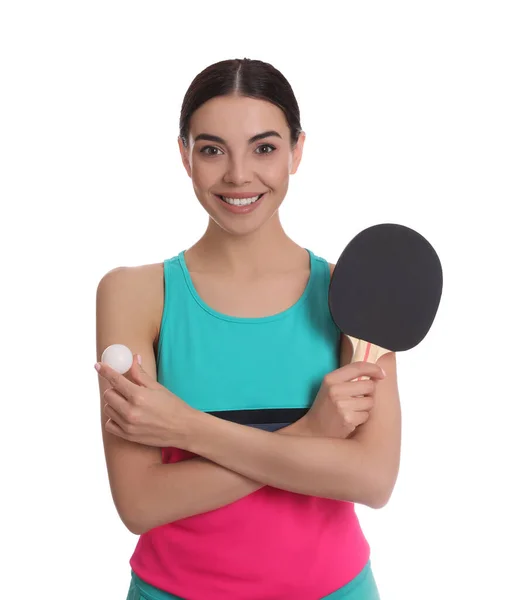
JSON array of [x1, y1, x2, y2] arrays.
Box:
[[97, 356, 194, 449]]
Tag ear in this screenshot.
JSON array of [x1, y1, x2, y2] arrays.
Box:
[[178, 136, 192, 178], [289, 131, 306, 175]]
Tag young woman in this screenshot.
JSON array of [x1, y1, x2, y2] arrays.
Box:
[[96, 58, 401, 600]]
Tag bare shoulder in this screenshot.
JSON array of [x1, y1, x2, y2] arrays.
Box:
[[97, 261, 164, 346]]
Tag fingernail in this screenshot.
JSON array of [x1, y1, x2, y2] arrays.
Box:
[[137, 354, 142, 365], [94, 363, 101, 372], [381, 368, 387, 377]]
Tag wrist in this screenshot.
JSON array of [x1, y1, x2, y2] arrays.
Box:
[[180, 407, 210, 451]]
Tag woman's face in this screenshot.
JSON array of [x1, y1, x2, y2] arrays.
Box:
[[178, 94, 305, 236]]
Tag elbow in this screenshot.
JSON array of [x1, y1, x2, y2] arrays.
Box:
[[364, 453, 400, 509], [121, 508, 176, 536], [364, 472, 397, 509], [331, 479, 392, 508], [121, 508, 162, 535], [129, 523, 147, 536], [113, 497, 145, 535], [366, 490, 391, 509], [116, 500, 152, 535], [120, 512, 145, 535]]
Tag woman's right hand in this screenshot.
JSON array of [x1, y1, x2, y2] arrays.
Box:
[[301, 362, 386, 439]]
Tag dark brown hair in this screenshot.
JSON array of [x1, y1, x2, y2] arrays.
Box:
[[179, 58, 303, 150]]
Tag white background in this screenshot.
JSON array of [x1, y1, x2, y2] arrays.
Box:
[[2, 1, 507, 598]]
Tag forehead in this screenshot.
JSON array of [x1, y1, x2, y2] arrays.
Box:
[[189, 95, 289, 141]]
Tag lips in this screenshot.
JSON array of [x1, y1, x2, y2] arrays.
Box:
[[214, 192, 267, 199], [213, 192, 267, 213], [214, 193, 266, 205]]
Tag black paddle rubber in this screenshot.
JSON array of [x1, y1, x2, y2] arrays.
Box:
[[328, 223, 443, 352]]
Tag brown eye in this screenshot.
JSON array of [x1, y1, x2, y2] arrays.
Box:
[[200, 146, 224, 156], [256, 144, 276, 155]]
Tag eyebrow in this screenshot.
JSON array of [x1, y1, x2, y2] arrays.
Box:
[[194, 130, 283, 145]]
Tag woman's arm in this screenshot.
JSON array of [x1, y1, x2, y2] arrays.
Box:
[[131, 351, 399, 534], [97, 267, 309, 535], [184, 347, 401, 509], [134, 421, 304, 533]]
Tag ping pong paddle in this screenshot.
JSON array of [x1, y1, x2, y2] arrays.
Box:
[[328, 223, 443, 372]]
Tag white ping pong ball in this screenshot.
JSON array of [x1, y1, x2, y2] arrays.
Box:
[[101, 344, 133, 374]]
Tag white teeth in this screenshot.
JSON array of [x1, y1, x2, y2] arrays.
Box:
[[220, 194, 262, 206]]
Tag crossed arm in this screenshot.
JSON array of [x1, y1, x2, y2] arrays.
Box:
[[133, 351, 400, 534], [97, 269, 401, 536]]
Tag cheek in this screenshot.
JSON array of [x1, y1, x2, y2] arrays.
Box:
[[264, 156, 291, 184], [190, 158, 217, 187]]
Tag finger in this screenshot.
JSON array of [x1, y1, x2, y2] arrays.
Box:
[[104, 401, 131, 431], [351, 375, 370, 383], [335, 379, 377, 398], [97, 362, 138, 401], [342, 410, 370, 428], [129, 355, 159, 389], [103, 388, 131, 420], [337, 397, 375, 412], [105, 417, 130, 439], [340, 361, 386, 383], [349, 410, 370, 426]]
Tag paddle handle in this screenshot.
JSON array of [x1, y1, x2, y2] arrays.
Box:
[[349, 336, 391, 381]]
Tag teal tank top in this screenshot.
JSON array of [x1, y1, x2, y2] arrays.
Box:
[[155, 248, 341, 430], [132, 248, 372, 598]]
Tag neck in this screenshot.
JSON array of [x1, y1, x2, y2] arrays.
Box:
[[186, 211, 305, 276]]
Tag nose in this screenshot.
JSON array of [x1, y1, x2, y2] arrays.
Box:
[[223, 156, 253, 186]]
